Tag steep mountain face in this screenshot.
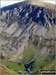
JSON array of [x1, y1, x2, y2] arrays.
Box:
[[27, 0, 55, 10], [0, 1, 56, 71]]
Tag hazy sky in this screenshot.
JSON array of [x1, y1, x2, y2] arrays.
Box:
[[1, 0, 55, 8], [42, 0, 55, 4], [1, 0, 26, 8]]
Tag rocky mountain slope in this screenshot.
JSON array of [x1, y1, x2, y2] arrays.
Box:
[[0, 1, 56, 73]]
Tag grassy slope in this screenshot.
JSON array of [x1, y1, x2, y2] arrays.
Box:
[[33, 55, 55, 71], [23, 36, 41, 63], [0, 64, 18, 75], [1, 60, 25, 72], [23, 44, 55, 71], [23, 36, 55, 71], [23, 44, 35, 63]]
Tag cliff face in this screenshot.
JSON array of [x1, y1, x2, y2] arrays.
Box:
[[0, 1, 56, 70]]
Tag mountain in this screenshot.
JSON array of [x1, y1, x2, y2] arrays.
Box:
[[27, 0, 55, 10], [0, 0, 56, 74]]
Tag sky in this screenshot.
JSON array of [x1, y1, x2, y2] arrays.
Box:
[[1, 0, 55, 8], [42, 0, 55, 4], [1, 0, 26, 8]]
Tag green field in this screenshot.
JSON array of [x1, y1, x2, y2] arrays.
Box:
[[33, 55, 55, 71], [1, 60, 25, 72]]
